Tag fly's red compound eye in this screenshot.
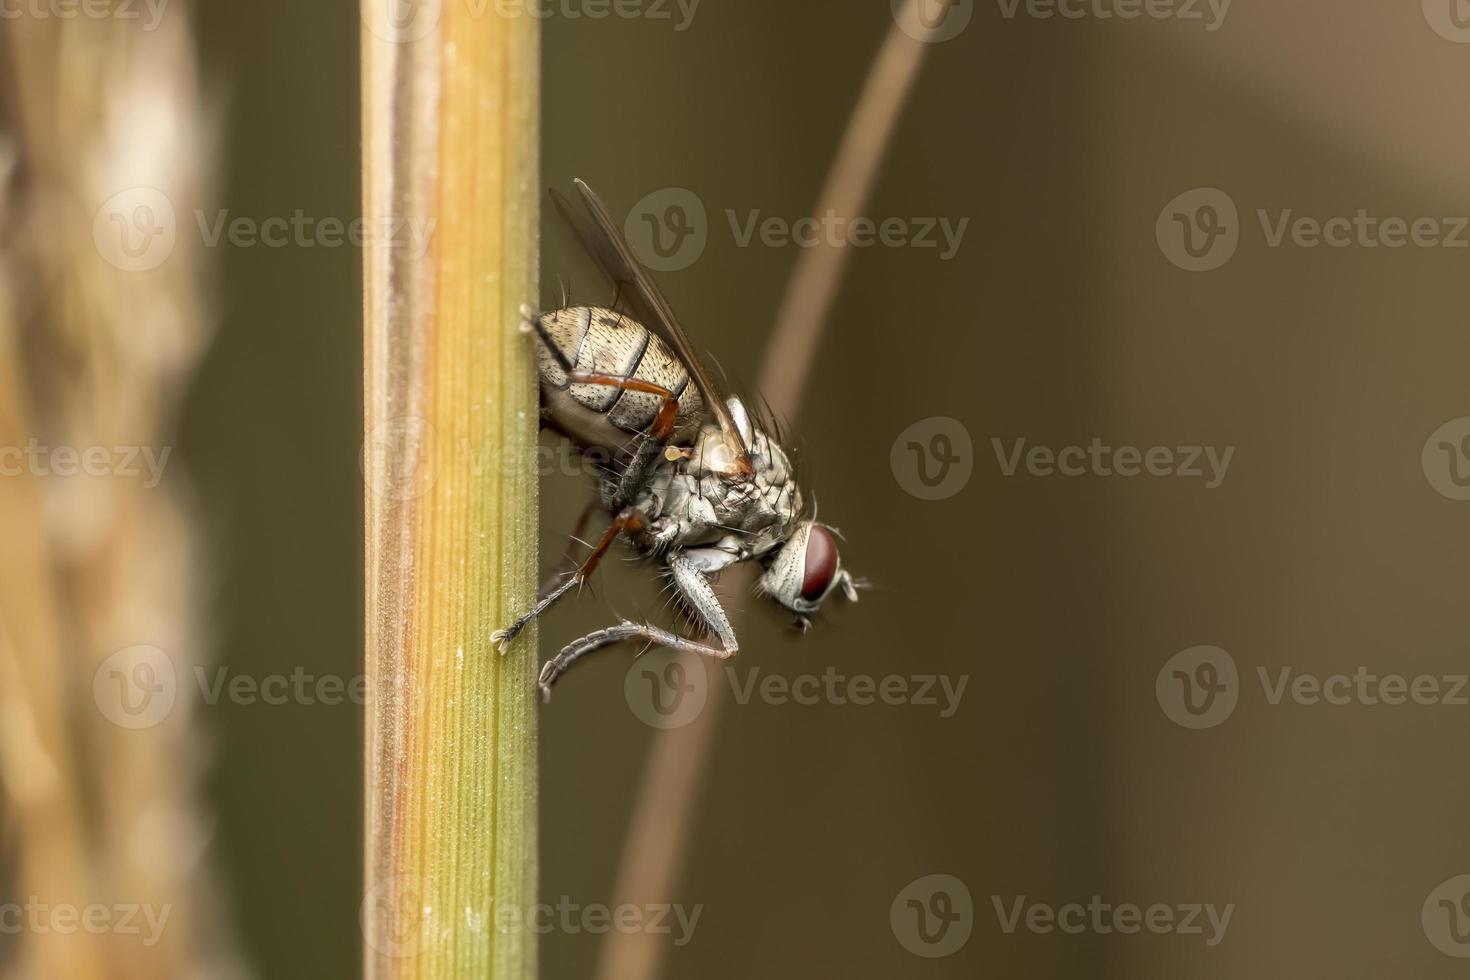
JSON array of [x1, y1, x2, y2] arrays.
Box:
[[801, 525, 839, 602]]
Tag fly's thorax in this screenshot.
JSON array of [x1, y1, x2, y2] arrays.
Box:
[[641, 419, 805, 556]]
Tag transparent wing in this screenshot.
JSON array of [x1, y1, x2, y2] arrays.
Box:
[[552, 179, 754, 479]]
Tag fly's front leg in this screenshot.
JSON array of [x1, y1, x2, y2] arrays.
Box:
[[491, 506, 649, 653], [537, 552, 738, 700]]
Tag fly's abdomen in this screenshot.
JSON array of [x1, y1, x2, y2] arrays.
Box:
[[537, 306, 706, 455]]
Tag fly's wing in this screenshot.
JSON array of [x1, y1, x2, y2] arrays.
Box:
[[552, 179, 755, 480]]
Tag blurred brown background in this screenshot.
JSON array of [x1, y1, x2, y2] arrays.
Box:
[[178, 0, 1470, 976]]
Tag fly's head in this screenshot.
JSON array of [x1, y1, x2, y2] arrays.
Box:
[[758, 520, 861, 630]]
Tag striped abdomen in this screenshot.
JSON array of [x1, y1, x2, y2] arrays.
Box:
[[535, 306, 707, 456]]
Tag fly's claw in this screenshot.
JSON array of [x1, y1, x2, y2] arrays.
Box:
[[536, 662, 557, 703], [517, 303, 537, 334], [490, 627, 515, 655]]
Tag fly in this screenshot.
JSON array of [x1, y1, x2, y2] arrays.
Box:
[[493, 179, 861, 700]]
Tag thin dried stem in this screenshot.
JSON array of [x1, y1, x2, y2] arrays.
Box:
[[595, 5, 940, 979]]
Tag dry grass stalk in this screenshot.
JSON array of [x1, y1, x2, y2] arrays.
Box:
[[595, 5, 942, 978], [361, 3, 540, 977], [0, 7, 236, 980]]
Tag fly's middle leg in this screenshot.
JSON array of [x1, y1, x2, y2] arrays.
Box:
[[491, 506, 649, 653]]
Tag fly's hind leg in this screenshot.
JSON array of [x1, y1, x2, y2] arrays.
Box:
[[491, 506, 649, 653], [537, 552, 738, 700]]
